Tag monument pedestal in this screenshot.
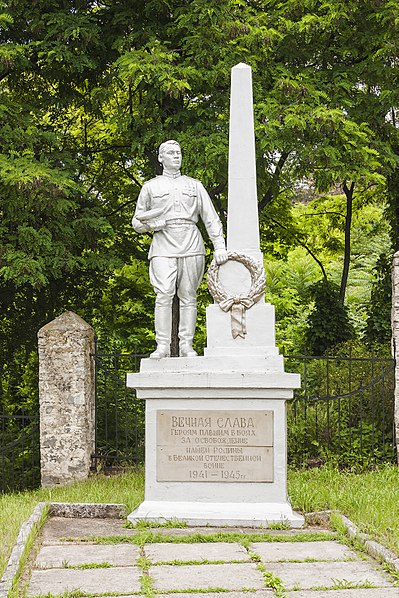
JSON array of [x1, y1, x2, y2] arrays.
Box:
[[127, 63, 303, 528], [127, 338, 304, 528]]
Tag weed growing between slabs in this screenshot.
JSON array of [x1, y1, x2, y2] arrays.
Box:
[[137, 550, 156, 597], [67, 530, 337, 546], [331, 579, 378, 590], [64, 562, 113, 570], [311, 579, 378, 591], [383, 562, 399, 584], [25, 593, 141, 598], [151, 558, 245, 565], [247, 548, 286, 597], [164, 590, 234, 594], [128, 518, 188, 529]]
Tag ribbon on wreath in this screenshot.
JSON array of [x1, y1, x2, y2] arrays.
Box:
[[218, 296, 255, 339]]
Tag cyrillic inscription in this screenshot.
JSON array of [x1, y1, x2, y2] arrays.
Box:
[[157, 410, 274, 482]]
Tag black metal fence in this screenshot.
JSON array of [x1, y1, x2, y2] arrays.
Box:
[[91, 351, 147, 473], [1, 349, 395, 491], [1, 406, 40, 492], [92, 350, 396, 471], [285, 353, 396, 468]]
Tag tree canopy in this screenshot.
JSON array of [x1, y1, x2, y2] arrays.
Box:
[[1, 0, 398, 408]]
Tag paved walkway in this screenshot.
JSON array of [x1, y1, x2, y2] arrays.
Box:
[[24, 517, 399, 597]]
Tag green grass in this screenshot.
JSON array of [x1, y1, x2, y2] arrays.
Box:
[[165, 588, 231, 594], [64, 562, 113, 569], [330, 578, 377, 590], [77, 530, 336, 547], [247, 549, 287, 597], [137, 547, 155, 598], [152, 558, 244, 565], [128, 518, 188, 529], [288, 464, 399, 552], [0, 469, 144, 578], [7, 504, 48, 598], [2, 464, 399, 583], [256, 563, 286, 597]]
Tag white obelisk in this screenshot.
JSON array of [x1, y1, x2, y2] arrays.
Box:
[[227, 63, 261, 259], [205, 63, 276, 354]]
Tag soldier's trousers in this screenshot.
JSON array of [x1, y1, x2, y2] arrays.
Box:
[[149, 255, 205, 308]]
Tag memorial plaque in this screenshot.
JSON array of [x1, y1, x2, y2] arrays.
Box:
[[156, 410, 274, 482]]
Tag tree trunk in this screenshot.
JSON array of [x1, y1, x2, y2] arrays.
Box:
[[170, 294, 180, 357], [387, 162, 399, 252], [340, 181, 354, 305]]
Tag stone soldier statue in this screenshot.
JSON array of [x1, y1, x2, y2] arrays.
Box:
[[132, 140, 228, 358]]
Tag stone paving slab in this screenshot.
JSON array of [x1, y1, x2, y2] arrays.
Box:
[[35, 544, 139, 568], [25, 515, 399, 598], [41, 517, 137, 543], [144, 542, 249, 563], [251, 540, 357, 562], [150, 563, 265, 591], [81, 594, 275, 598], [28, 566, 141, 596], [155, 593, 275, 598], [288, 589, 399, 597], [41, 517, 333, 543], [264, 561, 391, 590]]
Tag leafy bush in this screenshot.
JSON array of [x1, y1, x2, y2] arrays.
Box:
[[286, 343, 395, 469], [305, 280, 354, 355], [365, 251, 393, 345]]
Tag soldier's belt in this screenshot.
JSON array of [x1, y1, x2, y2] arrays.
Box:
[[166, 219, 195, 226]]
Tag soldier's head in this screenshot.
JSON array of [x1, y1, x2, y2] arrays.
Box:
[[158, 140, 182, 173]]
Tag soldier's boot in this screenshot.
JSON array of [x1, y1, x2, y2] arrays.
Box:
[[179, 305, 198, 358], [150, 305, 171, 359]]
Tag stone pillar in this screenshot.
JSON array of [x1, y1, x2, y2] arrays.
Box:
[[392, 252, 399, 462], [38, 311, 95, 486]]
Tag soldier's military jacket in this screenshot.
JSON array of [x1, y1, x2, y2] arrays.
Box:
[[132, 171, 225, 259]]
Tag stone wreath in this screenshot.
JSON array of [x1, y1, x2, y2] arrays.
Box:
[[207, 251, 266, 339]]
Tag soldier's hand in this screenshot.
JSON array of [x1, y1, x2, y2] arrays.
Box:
[[148, 219, 166, 231], [214, 249, 229, 265]]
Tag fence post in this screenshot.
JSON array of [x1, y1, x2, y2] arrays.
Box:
[[392, 251, 399, 463], [38, 311, 95, 486]]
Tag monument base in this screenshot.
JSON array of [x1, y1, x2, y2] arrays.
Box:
[[128, 500, 304, 528], [126, 355, 304, 530]]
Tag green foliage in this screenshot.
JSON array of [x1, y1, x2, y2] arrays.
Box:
[[0, 416, 40, 492], [0, 0, 397, 476], [92, 352, 146, 471], [264, 250, 316, 353], [305, 281, 354, 355], [263, 191, 391, 352], [286, 343, 395, 469], [365, 252, 393, 345], [93, 261, 155, 353]]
